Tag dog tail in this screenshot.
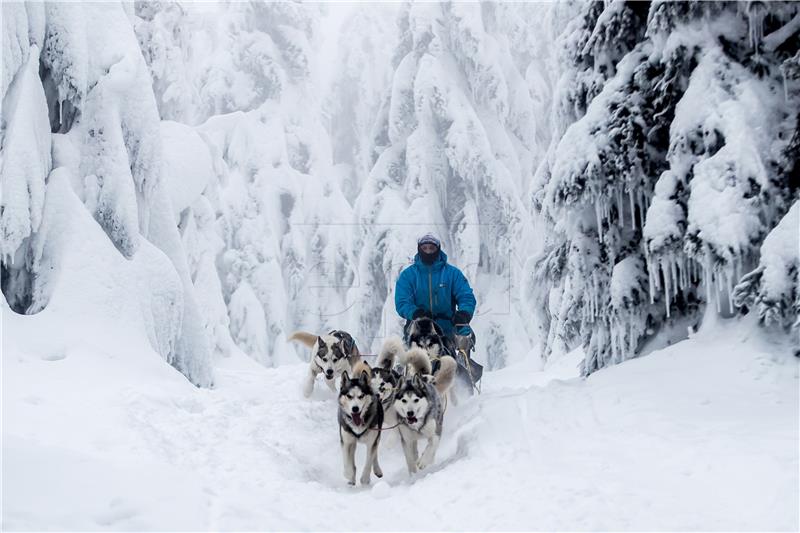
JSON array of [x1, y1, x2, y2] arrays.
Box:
[[404, 347, 432, 376], [352, 360, 372, 380], [376, 336, 405, 369], [433, 355, 457, 395], [287, 331, 317, 348]]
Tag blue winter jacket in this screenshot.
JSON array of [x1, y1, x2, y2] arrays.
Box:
[[394, 251, 476, 337]]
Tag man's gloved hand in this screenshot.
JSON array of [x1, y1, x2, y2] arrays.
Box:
[[453, 310, 472, 325], [412, 308, 432, 320]]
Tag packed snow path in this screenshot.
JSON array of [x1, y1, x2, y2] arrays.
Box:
[[3, 318, 798, 530]]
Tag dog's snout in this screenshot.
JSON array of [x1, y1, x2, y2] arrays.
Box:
[[325, 370, 334, 377], [407, 411, 414, 417], [351, 406, 360, 413]]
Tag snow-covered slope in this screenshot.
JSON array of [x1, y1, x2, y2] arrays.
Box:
[[3, 302, 796, 530]]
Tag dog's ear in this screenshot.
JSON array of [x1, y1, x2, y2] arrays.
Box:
[[391, 369, 402, 381], [412, 374, 422, 389], [340, 371, 350, 388], [359, 370, 370, 386]]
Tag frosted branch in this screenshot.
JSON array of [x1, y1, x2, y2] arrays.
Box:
[[763, 13, 800, 52]]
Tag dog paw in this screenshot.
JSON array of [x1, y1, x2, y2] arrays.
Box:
[[360, 476, 371, 486], [346, 479, 355, 486], [374, 468, 383, 478], [416, 457, 431, 470]]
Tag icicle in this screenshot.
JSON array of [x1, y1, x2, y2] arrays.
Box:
[[629, 189, 636, 230], [686, 259, 691, 285], [726, 268, 734, 315], [747, 1, 766, 52], [664, 260, 671, 318], [616, 188, 624, 228], [593, 272, 599, 320], [647, 255, 656, 304], [703, 260, 712, 308], [629, 321, 636, 356], [638, 189, 646, 230], [611, 324, 618, 362], [595, 199, 603, 243]]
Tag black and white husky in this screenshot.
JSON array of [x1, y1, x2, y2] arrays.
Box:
[[370, 336, 405, 427], [406, 317, 452, 359], [288, 330, 361, 397], [394, 348, 456, 474], [338, 362, 384, 486]]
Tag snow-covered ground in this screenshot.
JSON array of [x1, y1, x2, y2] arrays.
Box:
[[3, 303, 797, 531]]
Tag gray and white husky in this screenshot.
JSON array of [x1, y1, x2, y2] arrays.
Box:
[[370, 336, 405, 427], [288, 330, 361, 397], [394, 348, 456, 474], [338, 362, 384, 486]]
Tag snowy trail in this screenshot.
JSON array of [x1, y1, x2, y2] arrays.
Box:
[[3, 316, 798, 530]]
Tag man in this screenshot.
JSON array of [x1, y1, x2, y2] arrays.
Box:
[[394, 233, 476, 344]]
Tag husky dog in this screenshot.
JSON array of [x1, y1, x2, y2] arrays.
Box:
[[394, 347, 456, 474], [288, 330, 361, 397], [406, 317, 451, 359], [338, 362, 384, 486], [370, 336, 405, 427]]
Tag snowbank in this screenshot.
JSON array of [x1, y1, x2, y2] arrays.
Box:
[[3, 299, 797, 530], [18, 171, 187, 379]]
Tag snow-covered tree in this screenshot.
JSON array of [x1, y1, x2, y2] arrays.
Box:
[[733, 201, 799, 331], [324, 7, 397, 203], [530, 0, 799, 374], [529, 0, 650, 367], [136, 1, 358, 366], [1, 3, 49, 313], [135, 1, 324, 126], [2, 2, 214, 386], [349, 2, 546, 366]]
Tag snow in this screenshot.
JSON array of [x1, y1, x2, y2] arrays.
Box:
[[1, 3, 44, 103], [159, 120, 214, 219], [0, 45, 51, 263], [3, 4, 799, 529], [23, 170, 183, 364], [734, 201, 800, 329], [759, 202, 799, 306], [3, 300, 797, 530], [663, 43, 786, 315]]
